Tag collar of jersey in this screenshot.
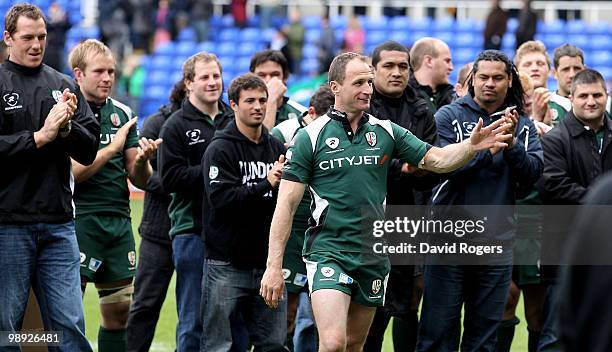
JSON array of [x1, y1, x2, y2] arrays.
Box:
[[327, 106, 369, 134]]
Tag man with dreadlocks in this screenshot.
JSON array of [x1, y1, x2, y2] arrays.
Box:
[[417, 50, 544, 352]]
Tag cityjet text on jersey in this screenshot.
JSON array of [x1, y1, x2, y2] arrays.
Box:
[[318, 155, 381, 170]]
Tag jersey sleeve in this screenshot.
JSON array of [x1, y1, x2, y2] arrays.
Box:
[[391, 122, 431, 166], [270, 126, 286, 144], [282, 128, 313, 184]]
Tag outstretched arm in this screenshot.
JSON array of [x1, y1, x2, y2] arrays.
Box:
[[260, 179, 306, 308], [421, 116, 512, 173]]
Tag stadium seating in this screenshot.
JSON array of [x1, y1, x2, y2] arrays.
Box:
[[136, 13, 612, 117]]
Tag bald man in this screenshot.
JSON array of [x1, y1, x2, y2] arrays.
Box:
[[409, 37, 455, 113]]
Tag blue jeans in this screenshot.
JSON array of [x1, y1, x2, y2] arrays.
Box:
[[0, 222, 91, 352], [200, 259, 287, 352], [538, 284, 561, 352], [293, 292, 317, 352], [417, 265, 512, 352], [172, 234, 205, 352]]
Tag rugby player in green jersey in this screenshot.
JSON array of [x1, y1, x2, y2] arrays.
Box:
[[260, 52, 514, 352], [69, 40, 161, 352]]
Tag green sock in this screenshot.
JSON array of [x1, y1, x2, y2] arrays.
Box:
[[98, 326, 126, 352]]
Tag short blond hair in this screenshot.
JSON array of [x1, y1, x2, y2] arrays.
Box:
[[68, 39, 114, 71], [182, 52, 223, 82], [514, 40, 550, 68]]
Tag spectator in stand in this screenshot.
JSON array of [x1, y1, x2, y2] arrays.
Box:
[[153, 0, 172, 48], [43, 1, 69, 72], [129, 0, 156, 52], [285, 8, 305, 75], [318, 13, 337, 73], [259, 0, 281, 30], [189, 0, 213, 42], [515, 0, 538, 49], [484, 0, 508, 50], [232, 0, 248, 28], [343, 16, 365, 54], [100, 7, 130, 64]]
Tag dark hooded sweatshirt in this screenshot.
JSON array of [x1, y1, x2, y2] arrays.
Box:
[[201, 121, 285, 269]]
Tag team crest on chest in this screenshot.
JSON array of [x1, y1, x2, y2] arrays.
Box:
[[110, 113, 121, 127], [365, 132, 377, 147], [325, 137, 340, 149], [51, 90, 62, 102], [371, 279, 382, 294]]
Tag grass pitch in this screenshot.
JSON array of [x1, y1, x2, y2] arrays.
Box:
[[82, 198, 528, 351]]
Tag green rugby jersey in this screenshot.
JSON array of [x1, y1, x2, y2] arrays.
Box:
[[276, 97, 307, 126], [549, 91, 571, 125], [282, 108, 430, 255], [74, 98, 139, 217]]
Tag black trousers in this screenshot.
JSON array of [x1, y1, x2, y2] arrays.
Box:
[[127, 238, 175, 352]]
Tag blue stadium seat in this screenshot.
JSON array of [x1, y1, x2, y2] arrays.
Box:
[[596, 66, 612, 81], [219, 57, 235, 72], [210, 16, 223, 29], [590, 35, 612, 51], [197, 41, 216, 53], [150, 56, 173, 70], [247, 15, 260, 28], [303, 44, 319, 60], [217, 42, 236, 57], [433, 18, 454, 32], [567, 35, 589, 50], [366, 30, 387, 46], [146, 85, 168, 100], [305, 29, 321, 44], [221, 15, 234, 28], [178, 28, 196, 42], [540, 20, 564, 34], [238, 42, 261, 57], [170, 71, 182, 85], [502, 34, 516, 50], [330, 16, 348, 30], [408, 31, 429, 45], [586, 22, 609, 35], [454, 48, 479, 64], [300, 58, 319, 74], [542, 34, 565, 49], [172, 56, 187, 69], [390, 17, 409, 31], [176, 42, 196, 56], [262, 28, 277, 44], [241, 28, 261, 43], [145, 70, 169, 86], [390, 31, 409, 45], [408, 18, 431, 32], [363, 17, 388, 31], [506, 18, 519, 33], [303, 15, 321, 30], [434, 32, 455, 45], [236, 57, 251, 72], [219, 28, 240, 42], [455, 32, 478, 48], [588, 50, 612, 67], [155, 42, 175, 56], [455, 19, 480, 33], [566, 20, 586, 34]]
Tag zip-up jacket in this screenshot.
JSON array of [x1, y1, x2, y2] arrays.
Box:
[[159, 99, 233, 238], [368, 86, 440, 205], [432, 94, 543, 240], [538, 110, 612, 282], [0, 60, 99, 223], [138, 104, 175, 245], [202, 121, 285, 269], [408, 75, 455, 114]]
